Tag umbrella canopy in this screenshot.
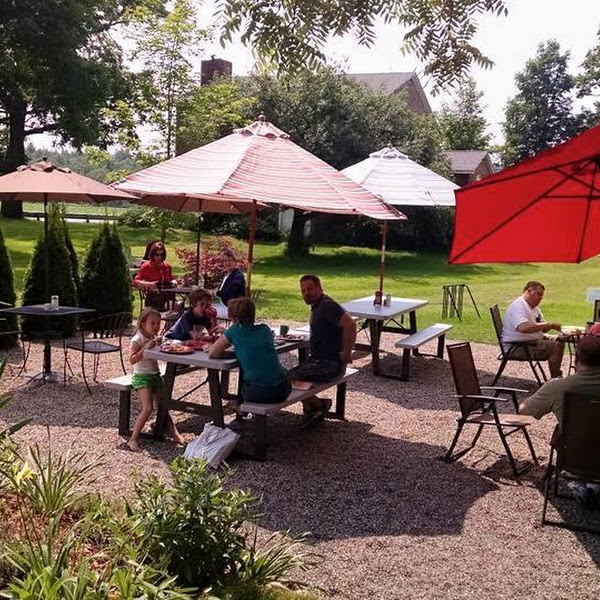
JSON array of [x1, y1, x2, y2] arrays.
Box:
[[0, 159, 136, 301], [341, 143, 458, 207], [449, 124, 600, 264], [115, 115, 403, 220], [0, 160, 135, 203]]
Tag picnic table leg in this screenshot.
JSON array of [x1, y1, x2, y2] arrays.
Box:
[[437, 334, 446, 358], [409, 310, 420, 356], [253, 414, 267, 461], [207, 368, 225, 427], [154, 361, 177, 440], [400, 348, 411, 381], [332, 381, 347, 419], [298, 346, 308, 363], [368, 319, 382, 375]]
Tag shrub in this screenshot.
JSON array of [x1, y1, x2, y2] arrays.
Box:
[[21, 205, 79, 337], [79, 222, 133, 318], [58, 206, 81, 298], [132, 458, 255, 590], [202, 209, 284, 242], [0, 224, 18, 348], [176, 237, 248, 289], [117, 206, 198, 235]]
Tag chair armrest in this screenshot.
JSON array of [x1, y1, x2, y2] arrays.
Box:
[[481, 386, 529, 394], [453, 394, 509, 402]]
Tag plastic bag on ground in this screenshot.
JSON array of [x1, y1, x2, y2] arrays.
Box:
[[184, 423, 240, 468]]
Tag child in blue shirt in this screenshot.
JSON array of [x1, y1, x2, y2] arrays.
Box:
[[165, 288, 219, 341], [209, 297, 290, 404]]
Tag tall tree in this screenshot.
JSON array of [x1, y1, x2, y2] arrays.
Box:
[[0, 0, 162, 218], [177, 80, 256, 153], [577, 28, 600, 126], [503, 40, 579, 166], [219, 0, 507, 90], [438, 78, 491, 150], [130, 0, 210, 159]]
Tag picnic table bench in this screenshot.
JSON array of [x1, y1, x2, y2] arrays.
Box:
[[238, 366, 358, 460], [393, 323, 452, 381]]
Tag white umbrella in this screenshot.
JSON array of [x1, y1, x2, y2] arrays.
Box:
[[342, 144, 458, 290], [342, 143, 458, 207]]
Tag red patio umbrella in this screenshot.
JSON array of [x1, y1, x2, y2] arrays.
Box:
[[116, 115, 404, 291], [449, 124, 600, 264]]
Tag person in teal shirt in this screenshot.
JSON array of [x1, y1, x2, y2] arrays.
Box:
[[209, 297, 291, 404]]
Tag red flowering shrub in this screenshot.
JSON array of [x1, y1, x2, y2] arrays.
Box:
[[176, 237, 249, 289]]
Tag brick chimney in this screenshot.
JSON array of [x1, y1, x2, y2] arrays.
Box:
[[201, 56, 232, 85]]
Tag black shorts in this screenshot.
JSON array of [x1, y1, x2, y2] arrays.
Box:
[[288, 358, 344, 383]]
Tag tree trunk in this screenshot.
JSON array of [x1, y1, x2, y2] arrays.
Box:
[[1, 99, 27, 218], [286, 209, 311, 257]]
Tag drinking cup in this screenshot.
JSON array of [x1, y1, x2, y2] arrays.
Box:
[[279, 324, 289, 336]]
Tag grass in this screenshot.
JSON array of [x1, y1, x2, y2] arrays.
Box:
[[22, 202, 127, 216], [3, 215, 600, 344]]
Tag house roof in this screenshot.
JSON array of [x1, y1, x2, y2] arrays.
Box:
[[347, 72, 432, 114], [446, 150, 492, 174]]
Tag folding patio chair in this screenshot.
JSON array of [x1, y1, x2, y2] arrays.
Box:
[[445, 341, 538, 479], [541, 391, 600, 534], [489, 304, 547, 386]]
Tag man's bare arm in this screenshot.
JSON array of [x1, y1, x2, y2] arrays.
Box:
[[517, 321, 561, 334], [340, 313, 357, 364]]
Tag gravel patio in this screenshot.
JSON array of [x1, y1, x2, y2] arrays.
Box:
[[1, 327, 599, 599]]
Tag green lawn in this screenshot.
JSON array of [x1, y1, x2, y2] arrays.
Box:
[[3, 216, 599, 344]]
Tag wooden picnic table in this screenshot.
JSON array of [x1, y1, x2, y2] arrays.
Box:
[[145, 336, 309, 439], [342, 295, 429, 376]]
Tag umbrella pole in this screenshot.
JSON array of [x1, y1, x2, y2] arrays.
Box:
[[195, 211, 201, 285], [378, 221, 387, 293], [246, 200, 257, 296], [44, 193, 49, 301]]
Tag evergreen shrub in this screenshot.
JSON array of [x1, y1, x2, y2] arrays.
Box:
[[0, 224, 18, 347], [21, 206, 79, 337], [80, 222, 133, 318]]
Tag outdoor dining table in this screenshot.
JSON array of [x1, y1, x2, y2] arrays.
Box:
[[145, 336, 309, 440], [0, 304, 95, 383], [342, 295, 428, 376]]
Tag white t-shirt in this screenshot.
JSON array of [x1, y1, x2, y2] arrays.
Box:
[[501, 296, 544, 344], [130, 331, 160, 374]]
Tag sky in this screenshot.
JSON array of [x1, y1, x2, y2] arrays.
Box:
[[197, 0, 600, 144], [31, 0, 600, 150]]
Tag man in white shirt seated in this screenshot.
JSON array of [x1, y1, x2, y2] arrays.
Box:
[[501, 280, 565, 378]]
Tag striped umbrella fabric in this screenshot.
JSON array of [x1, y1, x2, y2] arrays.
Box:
[[342, 144, 458, 207], [114, 116, 403, 221]]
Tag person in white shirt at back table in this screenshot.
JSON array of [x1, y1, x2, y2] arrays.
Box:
[[501, 280, 565, 378]]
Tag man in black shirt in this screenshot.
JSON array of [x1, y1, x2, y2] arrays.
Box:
[[288, 274, 356, 426]]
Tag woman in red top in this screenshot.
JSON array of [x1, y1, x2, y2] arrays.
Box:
[[132, 242, 178, 310], [132, 242, 177, 291]]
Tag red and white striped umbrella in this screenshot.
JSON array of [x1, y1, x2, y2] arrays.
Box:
[[114, 116, 403, 221], [115, 115, 404, 292]]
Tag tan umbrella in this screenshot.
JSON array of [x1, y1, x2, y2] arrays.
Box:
[[0, 159, 136, 298]]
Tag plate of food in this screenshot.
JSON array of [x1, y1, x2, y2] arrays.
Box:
[[160, 344, 196, 355], [185, 339, 211, 350], [280, 334, 308, 342], [561, 325, 585, 336]]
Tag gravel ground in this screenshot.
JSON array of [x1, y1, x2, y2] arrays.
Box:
[[1, 327, 600, 599]]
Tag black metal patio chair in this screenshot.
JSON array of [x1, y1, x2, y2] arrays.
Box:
[[64, 312, 132, 394]]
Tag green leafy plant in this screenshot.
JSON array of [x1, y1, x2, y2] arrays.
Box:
[[5, 438, 100, 518], [131, 457, 255, 590], [236, 530, 319, 589]]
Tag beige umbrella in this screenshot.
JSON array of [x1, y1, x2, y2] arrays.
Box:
[[0, 159, 136, 298]]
